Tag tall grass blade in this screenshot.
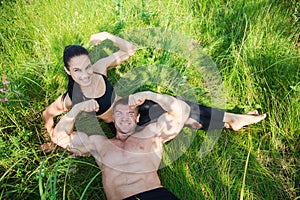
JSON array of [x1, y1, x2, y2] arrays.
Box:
[[79, 171, 102, 200]]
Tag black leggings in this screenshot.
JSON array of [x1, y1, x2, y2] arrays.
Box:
[[123, 187, 179, 200], [137, 98, 225, 130]]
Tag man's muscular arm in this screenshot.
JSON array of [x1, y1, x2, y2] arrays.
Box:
[[129, 91, 190, 142], [51, 100, 99, 154]]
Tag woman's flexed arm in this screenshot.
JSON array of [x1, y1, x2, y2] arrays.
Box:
[[42, 94, 72, 134], [91, 32, 136, 74]]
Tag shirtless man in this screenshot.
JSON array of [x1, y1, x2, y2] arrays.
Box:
[[51, 91, 190, 200]]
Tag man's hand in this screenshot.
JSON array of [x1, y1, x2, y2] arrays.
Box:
[[128, 92, 150, 108], [76, 99, 99, 112], [67, 100, 99, 118], [90, 32, 111, 45]]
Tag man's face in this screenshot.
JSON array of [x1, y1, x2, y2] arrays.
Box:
[[113, 104, 139, 135]]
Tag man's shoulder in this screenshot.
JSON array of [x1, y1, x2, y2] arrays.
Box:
[[134, 123, 161, 138]]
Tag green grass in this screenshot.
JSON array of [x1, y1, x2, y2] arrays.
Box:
[[0, 0, 299, 199]]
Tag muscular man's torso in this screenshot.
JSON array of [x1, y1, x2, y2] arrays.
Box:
[[91, 128, 164, 200]]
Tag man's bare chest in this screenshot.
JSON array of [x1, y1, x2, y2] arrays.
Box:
[[98, 137, 163, 172]]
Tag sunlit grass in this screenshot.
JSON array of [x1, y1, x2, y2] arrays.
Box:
[[0, 0, 299, 199]]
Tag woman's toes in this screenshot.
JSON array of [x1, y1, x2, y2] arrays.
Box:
[[246, 110, 259, 115]]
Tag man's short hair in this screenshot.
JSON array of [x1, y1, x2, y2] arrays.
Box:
[[112, 97, 129, 112]]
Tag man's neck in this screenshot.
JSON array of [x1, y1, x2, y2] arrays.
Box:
[[115, 132, 132, 142]]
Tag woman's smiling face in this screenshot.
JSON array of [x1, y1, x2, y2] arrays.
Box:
[[65, 54, 93, 87]]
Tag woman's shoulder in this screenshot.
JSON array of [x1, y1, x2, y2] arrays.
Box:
[[62, 93, 72, 110]]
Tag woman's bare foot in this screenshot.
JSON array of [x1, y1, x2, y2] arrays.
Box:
[[224, 110, 266, 131], [184, 118, 203, 129]]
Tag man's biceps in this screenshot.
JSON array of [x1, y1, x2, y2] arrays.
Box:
[[163, 126, 180, 135], [70, 132, 92, 147], [166, 118, 185, 131], [53, 135, 71, 148]]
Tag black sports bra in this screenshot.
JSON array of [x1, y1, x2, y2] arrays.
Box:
[[69, 72, 116, 115]]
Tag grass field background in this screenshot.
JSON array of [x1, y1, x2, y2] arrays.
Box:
[[0, 0, 299, 199]]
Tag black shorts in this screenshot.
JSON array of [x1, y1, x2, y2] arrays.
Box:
[[123, 187, 179, 200], [137, 98, 225, 130]]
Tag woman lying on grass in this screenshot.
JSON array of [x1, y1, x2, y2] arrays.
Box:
[[42, 32, 266, 137]]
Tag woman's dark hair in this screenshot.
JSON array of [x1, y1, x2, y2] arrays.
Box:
[[62, 45, 90, 101]]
